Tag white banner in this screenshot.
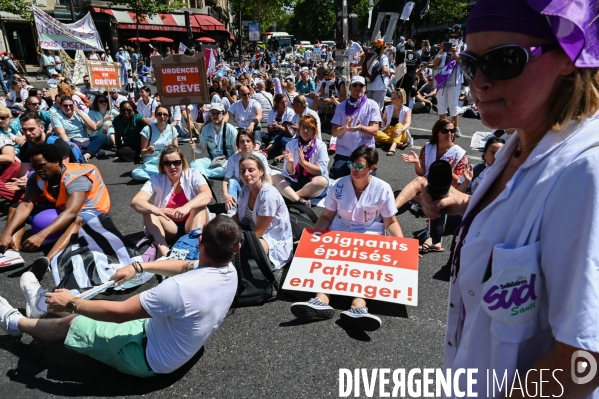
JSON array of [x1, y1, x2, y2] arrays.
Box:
[[33, 5, 103, 51], [400, 1, 415, 21]]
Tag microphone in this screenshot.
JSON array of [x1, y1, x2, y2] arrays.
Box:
[[427, 160, 453, 244]]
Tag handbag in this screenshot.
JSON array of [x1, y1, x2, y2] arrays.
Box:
[[205, 122, 229, 165], [209, 155, 227, 169], [395, 51, 407, 82]]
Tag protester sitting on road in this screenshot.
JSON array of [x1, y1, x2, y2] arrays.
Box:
[[0, 128, 20, 204], [262, 94, 295, 159], [87, 94, 118, 153], [295, 67, 316, 107], [58, 83, 89, 114], [0, 106, 25, 151], [233, 154, 293, 270], [110, 88, 128, 112], [0, 144, 110, 276], [6, 81, 27, 109], [132, 106, 179, 182], [136, 86, 159, 123], [272, 115, 329, 207], [290, 145, 403, 331], [51, 96, 107, 161], [456, 136, 505, 195], [414, 76, 437, 113], [46, 72, 59, 90], [228, 85, 262, 148], [311, 68, 346, 114], [113, 100, 152, 164], [223, 130, 272, 216], [329, 76, 382, 179], [18, 96, 52, 135], [190, 103, 238, 179], [137, 60, 149, 83], [131, 145, 212, 258], [0, 214, 240, 378], [284, 81, 298, 107], [394, 118, 468, 252], [290, 95, 321, 139], [375, 88, 413, 156], [251, 81, 273, 132]]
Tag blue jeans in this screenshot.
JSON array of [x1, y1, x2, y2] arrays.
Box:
[[0, 68, 7, 94], [85, 135, 106, 156], [227, 179, 243, 212], [6, 69, 15, 90]]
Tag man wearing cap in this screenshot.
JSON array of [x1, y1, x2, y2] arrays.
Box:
[[329, 75, 382, 179], [366, 38, 390, 110], [190, 103, 238, 179]]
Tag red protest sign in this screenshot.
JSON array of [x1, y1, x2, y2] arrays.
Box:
[[87, 61, 121, 91], [283, 230, 420, 305], [152, 53, 209, 106]]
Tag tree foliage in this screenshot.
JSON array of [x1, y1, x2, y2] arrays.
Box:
[[420, 0, 469, 27], [235, 0, 296, 36], [287, 0, 336, 41], [0, 0, 36, 21]]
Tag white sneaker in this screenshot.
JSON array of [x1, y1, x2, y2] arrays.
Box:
[[20, 272, 47, 319], [455, 126, 462, 137], [0, 295, 23, 336]]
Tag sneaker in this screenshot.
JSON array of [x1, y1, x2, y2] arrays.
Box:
[[339, 306, 382, 331], [96, 149, 106, 159], [20, 272, 47, 319], [328, 143, 336, 155], [0, 250, 25, 270], [290, 298, 335, 321], [455, 126, 462, 137], [0, 296, 23, 336], [29, 256, 50, 282]]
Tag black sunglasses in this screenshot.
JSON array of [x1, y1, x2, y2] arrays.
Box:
[[440, 128, 456, 134], [97, 99, 108, 104], [156, 112, 169, 117], [351, 83, 365, 88], [163, 160, 182, 167], [459, 42, 559, 81], [62, 104, 74, 108]]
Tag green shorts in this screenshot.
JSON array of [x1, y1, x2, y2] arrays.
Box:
[[64, 316, 156, 378]]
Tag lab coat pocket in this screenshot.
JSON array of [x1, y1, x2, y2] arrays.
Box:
[[483, 241, 542, 341], [357, 205, 380, 224]]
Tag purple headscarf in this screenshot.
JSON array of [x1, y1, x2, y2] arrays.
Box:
[[467, 0, 598, 68]]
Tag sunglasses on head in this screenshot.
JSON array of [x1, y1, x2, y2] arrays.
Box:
[[163, 159, 182, 167], [440, 128, 456, 134], [347, 161, 369, 171], [351, 83, 365, 88], [459, 42, 559, 81]]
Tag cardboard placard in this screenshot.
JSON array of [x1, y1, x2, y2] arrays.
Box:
[[470, 131, 494, 150], [86, 61, 122, 91], [282, 229, 419, 306], [152, 53, 209, 107]]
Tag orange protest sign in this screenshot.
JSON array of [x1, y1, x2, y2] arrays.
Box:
[[152, 53, 209, 106], [86, 61, 122, 91], [282, 230, 420, 305]]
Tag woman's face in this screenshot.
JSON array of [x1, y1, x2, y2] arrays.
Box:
[[466, 31, 576, 133], [391, 91, 403, 104], [292, 101, 304, 115], [155, 107, 169, 123], [350, 156, 375, 182], [162, 152, 183, 180], [277, 97, 288, 111], [0, 114, 10, 129], [437, 123, 455, 145], [238, 135, 254, 154], [299, 123, 315, 141], [483, 142, 504, 166], [121, 104, 134, 119], [140, 89, 149, 99], [240, 159, 263, 186], [97, 96, 108, 109]]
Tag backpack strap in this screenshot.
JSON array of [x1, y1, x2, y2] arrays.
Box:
[[287, 202, 318, 223], [243, 230, 277, 289], [222, 122, 228, 158]]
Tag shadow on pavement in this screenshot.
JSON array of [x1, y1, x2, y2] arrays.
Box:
[[0, 335, 205, 396]]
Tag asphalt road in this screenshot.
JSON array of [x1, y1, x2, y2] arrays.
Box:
[[0, 102, 489, 398]]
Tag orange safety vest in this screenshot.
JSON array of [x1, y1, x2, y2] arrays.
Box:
[[36, 163, 111, 214]]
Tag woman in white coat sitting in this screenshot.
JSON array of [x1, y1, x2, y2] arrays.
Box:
[[130, 145, 212, 257], [234, 154, 293, 271], [374, 88, 413, 155], [272, 114, 329, 207]]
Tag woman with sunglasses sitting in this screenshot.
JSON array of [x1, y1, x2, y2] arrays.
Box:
[[234, 154, 293, 271], [130, 145, 212, 258], [290, 145, 402, 331], [394, 119, 467, 251], [87, 94, 119, 153], [223, 130, 272, 216], [131, 106, 179, 181], [113, 101, 152, 164], [0, 106, 24, 152], [272, 114, 329, 207], [374, 88, 413, 156]]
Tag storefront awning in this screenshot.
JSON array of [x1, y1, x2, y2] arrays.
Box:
[[89, 7, 233, 38]]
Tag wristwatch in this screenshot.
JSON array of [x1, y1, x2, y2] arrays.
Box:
[[65, 298, 79, 314]]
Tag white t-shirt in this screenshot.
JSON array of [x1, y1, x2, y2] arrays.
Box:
[[348, 42, 363, 64], [137, 97, 160, 122], [251, 91, 273, 124], [325, 175, 397, 235], [367, 54, 389, 91], [228, 99, 262, 129], [140, 263, 238, 374], [331, 97, 382, 156], [267, 108, 295, 126]]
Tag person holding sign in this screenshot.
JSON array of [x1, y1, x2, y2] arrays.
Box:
[[132, 106, 179, 181], [233, 154, 293, 270], [290, 145, 403, 331], [131, 145, 212, 258]]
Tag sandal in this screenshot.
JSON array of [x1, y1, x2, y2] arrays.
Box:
[[399, 143, 408, 150], [386, 150, 396, 156], [419, 243, 445, 254]]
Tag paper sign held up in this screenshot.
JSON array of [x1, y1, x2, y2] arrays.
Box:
[[86, 61, 122, 91], [283, 229, 420, 306], [152, 53, 209, 106]]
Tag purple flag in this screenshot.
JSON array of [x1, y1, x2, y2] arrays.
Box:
[[434, 59, 457, 88]]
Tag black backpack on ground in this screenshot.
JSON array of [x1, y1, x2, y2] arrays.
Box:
[[233, 229, 278, 307], [286, 202, 318, 244]]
